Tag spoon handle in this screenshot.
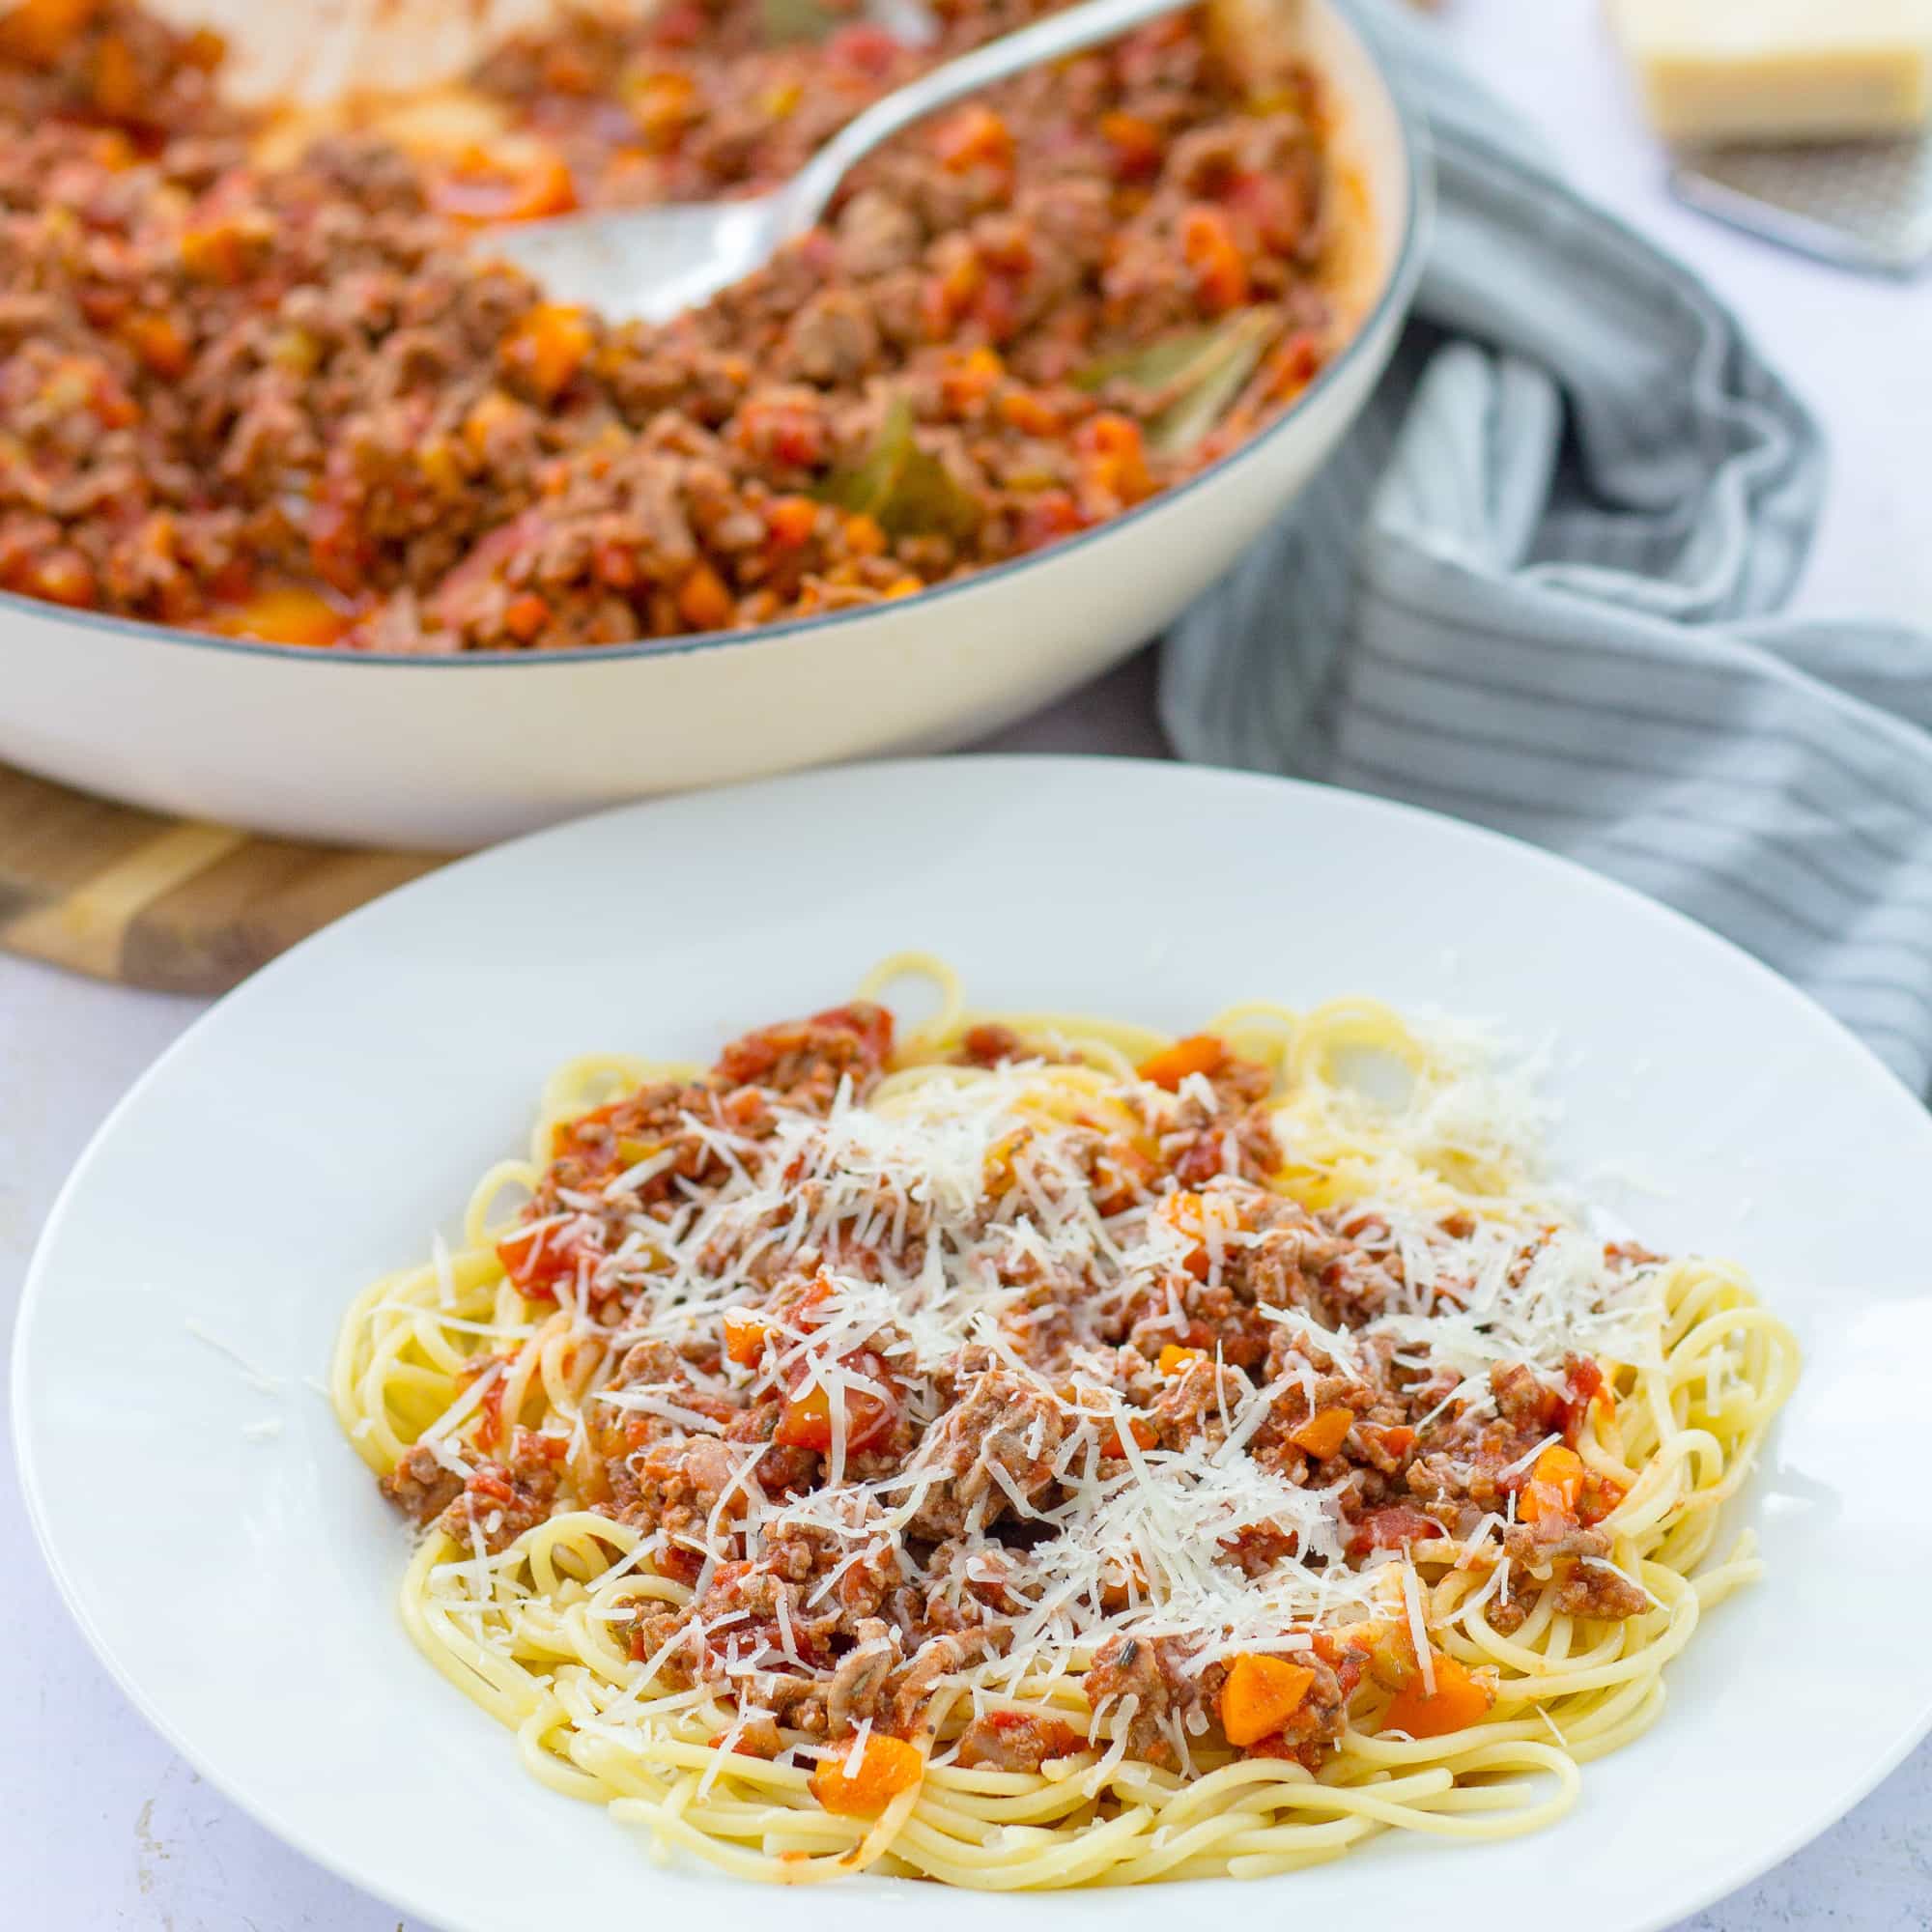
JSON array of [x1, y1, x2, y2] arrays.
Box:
[[789, 0, 1197, 232]]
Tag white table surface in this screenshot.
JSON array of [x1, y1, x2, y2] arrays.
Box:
[[6, 3, 1930, 1924]]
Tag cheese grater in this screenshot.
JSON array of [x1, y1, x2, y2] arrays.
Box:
[[1670, 131, 1932, 276]]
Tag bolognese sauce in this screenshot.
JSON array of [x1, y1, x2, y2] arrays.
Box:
[[0, 0, 1339, 650], [373, 998, 1653, 1775]]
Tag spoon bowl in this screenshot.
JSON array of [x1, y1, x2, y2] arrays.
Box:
[[485, 0, 1197, 322]]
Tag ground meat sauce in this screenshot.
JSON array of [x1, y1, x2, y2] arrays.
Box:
[[0, 0, 1340, 649], [375, 1001, 1652, 1772]]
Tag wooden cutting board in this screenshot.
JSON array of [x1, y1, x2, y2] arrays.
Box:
[[0, 762, 443, 996]]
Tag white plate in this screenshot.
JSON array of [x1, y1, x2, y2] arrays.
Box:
[[14, 756, 1932, 1932]]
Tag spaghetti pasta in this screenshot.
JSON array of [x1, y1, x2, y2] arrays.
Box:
[[332, 957, 1798, 1887]]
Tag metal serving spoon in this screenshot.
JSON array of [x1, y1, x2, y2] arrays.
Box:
[[486, 0, 1193, 323]]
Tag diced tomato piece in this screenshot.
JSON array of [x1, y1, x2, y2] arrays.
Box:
[[736, 398, 827, 469], [496, 1222, 585, 1298], [308, 491, 372, 595], [1223, 168, 1314, 254], [1015, 489, 1083, 552], [1559, 1355, 1609, 1442], [777, 1347, 898, 1455], [826, 22, 901, 81], [1347, 1506, 1443, 1557], [1264, 329, 1322, 401], [648, 1, 704, 48], [475, 1365, 508, 1451]]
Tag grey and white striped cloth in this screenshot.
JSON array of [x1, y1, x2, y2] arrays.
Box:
[[1159, 1, 1932, 1095]]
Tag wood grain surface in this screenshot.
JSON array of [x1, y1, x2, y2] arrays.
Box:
[[0, 763, 441, 995]]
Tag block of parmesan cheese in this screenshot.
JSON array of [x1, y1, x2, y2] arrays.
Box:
[[1608, 0, 1932, 145]]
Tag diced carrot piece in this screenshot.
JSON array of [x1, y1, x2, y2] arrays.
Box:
[[118, 311, 190, 379], [1077, 411, 1152, 504], [1381, 1651, 1492, 1739], [933, 103, 1011, 173], [1290, 1406, 1354, 1461], [842, 513, 887, 558], [0, 0, 96, 63], [462, 388, 525, 459], [764, 495, 819, 549], [432, 143, 578, 225], [213, 585, 349, 647], [1180, 205, 1249, 314], [999, 390, 1060, 437], [1137, 1035, 1225, 1091], [502, 592, 552, 642], [1219, 1654, 1317, 1747], [776, 1382, 833, 1451], [90, 32, 142, 119], [921, 249, 983, 335], [940, 345, 1004, 412], [1159, 1188, 1241, 1281], [619, 68, 696, 152], [1157, 1343, 1206, 1378], [180, 221, 253, 285], [759, 78, 802, 120], [883, 575, 923, 599], [810, 1733, 924, 1816], [20, 548, 97, 609], [500, 302, 593, 404], [1099, 110, 1162, 180], [1518, 1443, 1587, 1524], [722, 1311, 769, 1368], [1097, 1414, 1157, 1459], [676, 562, 733, 631]]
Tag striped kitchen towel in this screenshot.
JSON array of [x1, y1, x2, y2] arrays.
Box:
[[1159, 0, 1932, 1094]]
